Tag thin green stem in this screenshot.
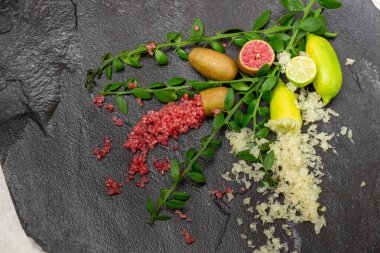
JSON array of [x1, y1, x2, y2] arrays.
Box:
[[285, 0, 315, 51], [148, 87, 256, 223]]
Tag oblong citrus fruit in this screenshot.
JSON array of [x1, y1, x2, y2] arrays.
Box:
[[306, 34, 342, 105], [267, 82, 302, 133], [189, 48, 238, 81], [200, 87, 228, 116]]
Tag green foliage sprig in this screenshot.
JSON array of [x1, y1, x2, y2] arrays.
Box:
[[86, 0, 342, 223]]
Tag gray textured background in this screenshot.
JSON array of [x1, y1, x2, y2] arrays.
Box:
[[0, 0, 379, 252]]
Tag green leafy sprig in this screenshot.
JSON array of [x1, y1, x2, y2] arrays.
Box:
[[87, 0, 342, 223]]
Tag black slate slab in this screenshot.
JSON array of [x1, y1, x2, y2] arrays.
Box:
[[0, 0, 379, 252]]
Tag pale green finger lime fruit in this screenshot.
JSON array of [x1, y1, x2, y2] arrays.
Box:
[[285, 56, 317, 88], [306, 34, 342, 105]]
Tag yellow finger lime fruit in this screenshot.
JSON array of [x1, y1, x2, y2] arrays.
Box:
[[306, 34, 342, 105], [267, 82, 302, 133]]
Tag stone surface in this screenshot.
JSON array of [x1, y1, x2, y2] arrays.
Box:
[[0, 0, 379, 252]]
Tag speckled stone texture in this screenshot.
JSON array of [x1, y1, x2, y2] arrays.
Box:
[[0, 0, 379, 252]]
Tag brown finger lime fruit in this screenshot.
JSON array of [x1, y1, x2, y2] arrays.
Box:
[[238, 40, 275, 75], [200, 87, 228, 116], [189, 48, 238, 81]]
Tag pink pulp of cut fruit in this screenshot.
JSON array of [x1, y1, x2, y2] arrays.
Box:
[[239, 40, 274, 70], [123, 94, 205, 187]]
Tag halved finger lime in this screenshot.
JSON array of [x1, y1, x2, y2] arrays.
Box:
[[285, 56, 317, 88]]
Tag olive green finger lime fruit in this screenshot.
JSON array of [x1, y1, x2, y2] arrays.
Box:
[[200, 87, 228, 116], [306, 34, 342, 105], [189, 48, 238, 81]]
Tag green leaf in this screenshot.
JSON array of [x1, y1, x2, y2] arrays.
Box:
[[121, 55, 143, 68], [241, 115, 251, 128], [234, 109, 244, 123], [256, 127, 270, 139], [236, 150, 258, 162], [247, 99, 258, 115], [267, 33, 291, 42], [106, 82, 124, 92], [277, 12, 296, 26], [244, 32, 263, 41], [189, 81, 214, 91], [257, 117, 269, 128], [228, 121, 241, 132], [300, 17, 323, 32], [269, 39, 284, 53], [116, 96, 128, 116], [258, 107, 270, 116], [159, 189, 170, 198], [146, 198, 155, 214], [312, 15, 327, 35], [213, 113, 225, 129], [188, 172, 206, 184], [253, 9, 271, 31], [192, 162, 202, 173], [148, 82, 166, 89], [177, 48, 189, 60], [177, 90, 195, 98], [168, 77, 186, 86], [243, 93, 256, 105], [166, 200, 186, 209], [132, 88, 153, 100], [316, 0, 342, 9], [201, 148, 215, 158], [173, 192, 191, 201], [101, 52, 112, 62], [167, 32, 182, 42], [280, 0, 304, 11], [260, 142, 271, 151], [262, 90, 272, 103], [105, 64, 112, 80], [156, 215, 172, 221], [233, 37, 248, 47], [154, 90, 178, 103], [190, 17, 204, 40], [113, 58, 124, 72], [209, 139, 222, 150], [256, 64, 270, 77], [263, 150, 275, 171], [171, 159, 180, 182], [261, 76, 278, 92], [186, 148, 197, 160], [210, 41, 225, 53], [231, 82, 250, 91], [155, 50, 169, 65], [224, 88, 235, 110]]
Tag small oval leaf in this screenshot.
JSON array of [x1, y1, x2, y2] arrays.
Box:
[[224, 88, 235, 110], [116, 96, 128, 116], [213, 113, 225, 129], [253, 9, 271, 31], [188, 172, 206, 184], [155, 50, 169, 65], [166, 200, 186, 209], [210, 41, 225, 53]]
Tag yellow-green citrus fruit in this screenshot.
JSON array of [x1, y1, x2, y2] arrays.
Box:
[[200, 87, 228, 116], [306, 34, 342, 105], [285, 56, 317, 87], [268, 82, 302, 133], [189, 48, 238, 81]]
